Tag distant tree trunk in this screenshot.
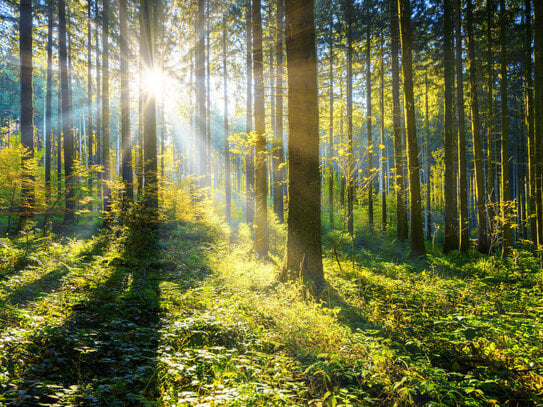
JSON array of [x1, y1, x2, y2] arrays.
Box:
[[253, 0, 269, 258], [282, 0, 324, 289], [223, 13, 231, 223], [18, 0, 34, 230], [523, 0, 536, 246], [388, 0, 407, 241], [246, 1, 255, 226], [398, 0, 425, 257], [196, 0, 207, 186], [425, 72, 431, 240], [59, 0, 74, 225], [101, 0, 111, 223], [366, 27, 373, 230], [45, 0, 54, 202], [273, 0, 285, 223], [120, 0, 132, 208], [443, 0, 458, 253], [533, 0, 543, 247], [95, 0, 101, 173], [328, 20, 334, 230], [205, 0, 211, 186], [499, 0, 511, 253], [346, 0, 354, 235], [486, 0, 496, 244], [380, 33, 387, 232], [87, 0, 93, 212], [141, 0, 158, 223], [467, 0, 489, 253], [455, 0, 468, 252]]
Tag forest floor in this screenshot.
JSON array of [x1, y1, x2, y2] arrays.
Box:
[[0, 207, 542, 406]]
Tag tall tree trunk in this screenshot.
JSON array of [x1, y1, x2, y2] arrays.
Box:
[[366, 27, 373, 230], [120, 0, 132, 208], [141, 0, 158, 223], [398, 0, 425, 256], [87, 0, 93, 212], [523, 0, 536, 246], [273, 0, 285, 223], [101, 0, 111, 223], [253, 0, 269, 258], [59, 0, 74, 225], [443, 0, 458, 253], [206, 0, 211, 187], [223, 13, 231, 223], [486, 0, 496, 245], [282, 0, 324, 289], [467, 0, 489, 253], [18, 0, 34, 230], [328, 18, 334, 230], [499, 0, 511, 253], [455, 0, 468, 252], [45, 0, 54, 202], [389, 0, 407, 241], [425, 72, 431, 240], [380, 33, 387, 232], [533, 0, 543, 247], [196, 0, 207, 186], [246, 0, 255, 226], [346, 0, 354, 235]]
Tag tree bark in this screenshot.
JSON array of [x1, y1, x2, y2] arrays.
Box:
[[45, 0, 54, 202], [246, 0, 255, 226], [534, 0, 543, 247], [253, 0, 269, 258], [196, 0, 207, 186], [120, 0, 133, 208], [398, 0, 425, 257], [102, 0, 111, 223], [346, 0, 354, 236], [223, 13, 231, 223], [380, 33, 387, 232], [274, 0, 285, 223], [282, 0, 324, 289], [366, 27, 373, 230]]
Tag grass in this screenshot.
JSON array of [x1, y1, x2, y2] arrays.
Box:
[[0, 202, 542, 406]]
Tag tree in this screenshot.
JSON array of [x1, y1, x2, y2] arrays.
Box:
[[196, 0, 207, 186], [282, 0, 324, 288], [87, 0, 94, 211], [45, 0, 54, 203], [252, 0, 269, 258], [18, 0, 34, 231], [398, 0, 425, 257], [274, 0, 286, 223], [366, 22, 374, 231], [245, 0, 255, 226], [455, 0, 468, 252], [59, 0, 74, 225], [466, 0, 489, 253], [388, 0, 407, 241], [345, 0, 354, 236], [223, 12, 231, 223], [102, 0, 111, 222], [380, 33, 387, 232], [443, 0, 458, 253], [534, 0, 543, 247], [120, 0, 133, 207]]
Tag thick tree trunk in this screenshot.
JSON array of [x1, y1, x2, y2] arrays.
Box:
[[388, 0, 407, 241], [18, 0, 34, 230], [467, 0, 489, 253], [252, 0, 269, 258], [486, 0, 496, 245], [455, 0, 468, 252], [102, 0, 111, 223], [398, 0, 425, 257], [120, 0, 133, 208], [380, 33, 387, 232], [425, 73, 431, 240], [59, 0, 74, 225], [443, 0, 458, 253], [534, 0, 543, 247], [282, 0, 324, 289], [499, 0, 511, 253]]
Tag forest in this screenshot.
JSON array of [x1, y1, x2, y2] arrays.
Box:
[[0, 0, 542, 405]]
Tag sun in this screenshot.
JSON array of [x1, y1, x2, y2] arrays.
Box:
[[142, 68, 165, 99]]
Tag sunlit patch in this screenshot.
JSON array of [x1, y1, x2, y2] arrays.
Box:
[[142, 67, 165, 99]]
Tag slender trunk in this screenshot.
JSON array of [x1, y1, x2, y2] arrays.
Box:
[[197, 0, 207, 186], [467, 0, 489, 253], [380, 33, 387, 232], [328, 20, 334, 230], [59, 0, 74, 224], [18, 0, 34, 230], [45, 0, 54, 202], [274, 0, 285, 223], [425, 72, 431, 240], [346, 0, 354, 235], [223, 14, 231, 223], [246, 0, 255, 226], [389, 0, 407, 241], [282, 0, 324, 288], [486, 0, 496, 244], [366, 27, 373, 230], [455, 0, 468, 252], [102, 0, 111, 223], [87, 0, 94, 212], [443, 0, 458, 253], [534, 0, 543, 247], [206, 0, 211, 186], [398, 0, 425, 256], [499, 0, 511, 252], [120, 0, 132, 207], [253, 0, 268, 258]]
